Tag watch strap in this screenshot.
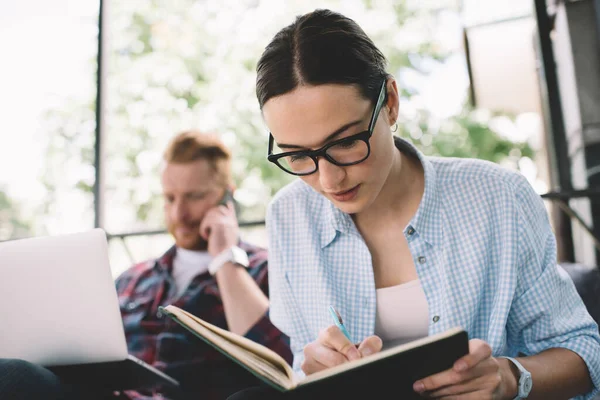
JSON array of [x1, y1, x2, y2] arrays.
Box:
[[499, 356, 531, 399], [208, 246, 249, 275]]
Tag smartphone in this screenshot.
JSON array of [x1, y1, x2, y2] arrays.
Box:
[[219, 189, 234, 206]]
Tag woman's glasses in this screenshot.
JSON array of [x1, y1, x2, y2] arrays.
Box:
[[267, 80, 387, 176]]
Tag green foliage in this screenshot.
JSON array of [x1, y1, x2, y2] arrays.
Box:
[[398, 106, 534, 163], [0, 189, 31, 240], [35, 0, 535, 234], [377, 0, 534, 166]]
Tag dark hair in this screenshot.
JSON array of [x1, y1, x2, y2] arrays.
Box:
[[256, 9, 389, 109]]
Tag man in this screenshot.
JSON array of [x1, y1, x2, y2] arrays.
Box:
[[0, 130, 292, 400], [117, 130, 292, 399]]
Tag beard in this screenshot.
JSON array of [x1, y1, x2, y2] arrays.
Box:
[[167, 223, 208, 251]]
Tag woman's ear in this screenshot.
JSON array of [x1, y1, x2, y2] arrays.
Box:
[[385, 78, 400, 125]]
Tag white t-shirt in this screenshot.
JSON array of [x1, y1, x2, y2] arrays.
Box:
[[172, 247, 212, 298]]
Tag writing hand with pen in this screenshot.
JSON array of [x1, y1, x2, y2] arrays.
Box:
[[303, 306, 512, 399], [300, 305, 383, 375]]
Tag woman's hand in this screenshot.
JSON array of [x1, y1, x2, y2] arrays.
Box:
[[413, 339, 517, 399], [301, 325, 383, 375]]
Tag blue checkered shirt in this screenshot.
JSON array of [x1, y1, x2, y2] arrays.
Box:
[[266, 136, 600, 399]]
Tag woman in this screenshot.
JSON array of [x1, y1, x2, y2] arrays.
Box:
[[231, 8, 600, 400]]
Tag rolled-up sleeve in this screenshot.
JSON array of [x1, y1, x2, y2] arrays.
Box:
[[507, 175, 600, 399]]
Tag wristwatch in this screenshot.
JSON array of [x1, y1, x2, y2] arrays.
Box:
[[208, 246, 249, 275], [500, 356, 532, 399]]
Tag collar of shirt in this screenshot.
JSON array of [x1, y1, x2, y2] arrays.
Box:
[[322, 136, 443, 248], [156, 245, 177, 274]]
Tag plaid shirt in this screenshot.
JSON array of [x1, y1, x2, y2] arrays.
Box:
[[114, 241, 292, 400]]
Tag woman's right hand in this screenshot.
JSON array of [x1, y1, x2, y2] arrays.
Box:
[[301, 325, 383, 375]]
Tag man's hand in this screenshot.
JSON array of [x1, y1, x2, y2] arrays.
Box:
[[199, 201, 239, 257], [301, 325, 382, 375], [413, 339, 517, 399]]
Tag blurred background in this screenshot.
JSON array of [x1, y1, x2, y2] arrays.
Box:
[[1, 0, 598, 277]]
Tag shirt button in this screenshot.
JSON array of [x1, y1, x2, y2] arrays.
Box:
[[406, 226, 415, 236], [418, 256, 426, 264], [126, 302, 137, 310], [433, 315, 440, 323], [156, 310, 163, 318]]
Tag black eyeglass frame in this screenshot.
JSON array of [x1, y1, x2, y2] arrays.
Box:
[[267, 79, 388, 176]]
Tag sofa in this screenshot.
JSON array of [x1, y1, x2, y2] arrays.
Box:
[[560, 263, 600, 399], [561, 262, 600, 327]]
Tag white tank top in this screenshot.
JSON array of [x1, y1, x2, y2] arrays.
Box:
[[374, 279, 429, 349]]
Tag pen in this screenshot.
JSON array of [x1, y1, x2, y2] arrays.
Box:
[[328, 305, 352, 341]]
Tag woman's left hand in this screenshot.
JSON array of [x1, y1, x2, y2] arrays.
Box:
[[412, 339, 516, 399]]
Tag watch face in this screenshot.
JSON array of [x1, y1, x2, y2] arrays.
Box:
[[522, 374, 533, 395], [231, 246, 249, 267]]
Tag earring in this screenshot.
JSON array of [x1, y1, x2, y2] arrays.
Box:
[[391, 122, 398, 133]]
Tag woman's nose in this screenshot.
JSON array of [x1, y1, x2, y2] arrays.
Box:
[[317, 158, 346, 191]]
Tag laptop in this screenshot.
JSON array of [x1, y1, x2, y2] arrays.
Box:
[[0, 228, 179, 391]]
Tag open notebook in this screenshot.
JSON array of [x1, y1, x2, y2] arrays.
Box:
[[160, 305, 469, 397]]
